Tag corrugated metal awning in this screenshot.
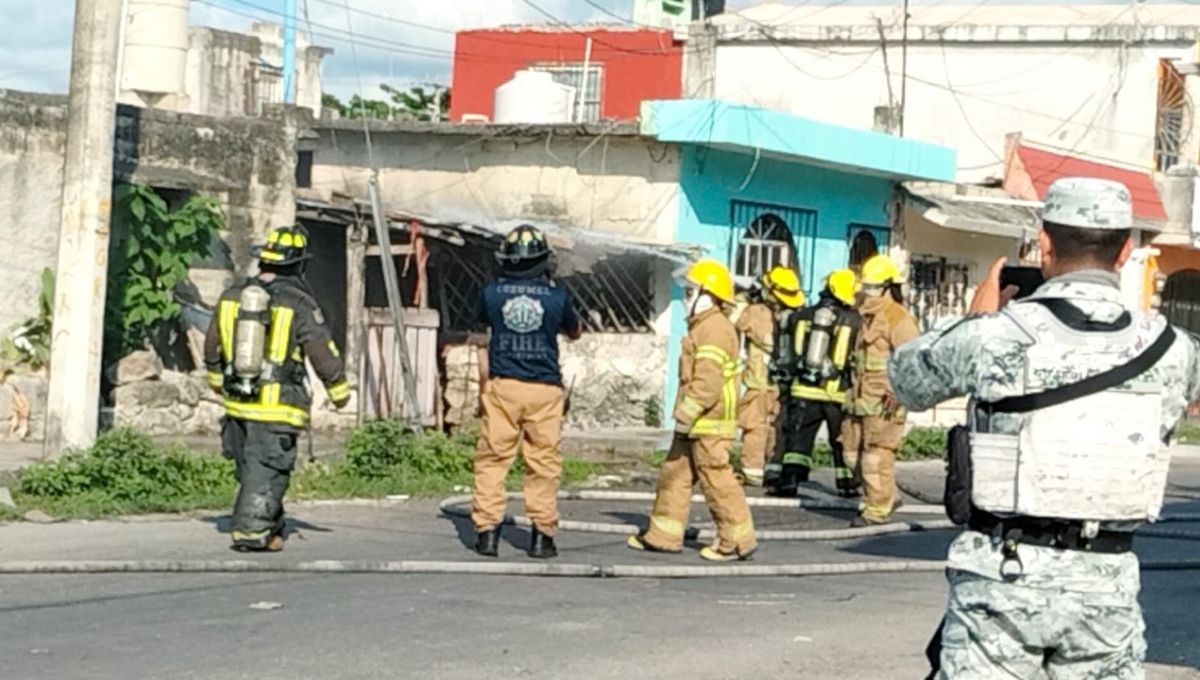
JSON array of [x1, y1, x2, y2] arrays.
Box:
[[903, 184, 1039, 240]]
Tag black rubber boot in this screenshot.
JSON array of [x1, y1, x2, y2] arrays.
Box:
[[528, 528, 558, 559], [474, 528, 501, 557], [766, 482, 799, 498], [837, 484, 862, 499]]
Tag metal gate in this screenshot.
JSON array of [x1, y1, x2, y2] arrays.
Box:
[[361, 308, 441, 426], [1161, 269, 1200, 335], [730, 200, 817, 294]]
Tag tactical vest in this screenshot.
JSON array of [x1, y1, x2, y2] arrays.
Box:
[[970, 301, 1171, 522]]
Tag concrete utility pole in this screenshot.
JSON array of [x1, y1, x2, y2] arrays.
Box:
[[45, 0, 123, 456]]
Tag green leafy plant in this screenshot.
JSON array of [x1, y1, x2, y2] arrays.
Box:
[[4, 267, 55, 369], [898, 426, 948, 461], [5, 422, 603, 521], [106, 183, 223, 362], [643, 395, 662, 428], [16, 428, 236, 518]]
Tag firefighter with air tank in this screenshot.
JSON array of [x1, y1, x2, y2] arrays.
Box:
[[204, 225, 351, 552], [730, 265, 805, 487], [766, 268, 863, 498]]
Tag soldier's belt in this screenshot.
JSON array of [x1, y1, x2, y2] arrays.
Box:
[[967, 511, 1133, 555]]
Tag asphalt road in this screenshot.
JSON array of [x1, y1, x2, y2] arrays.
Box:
[[1, 459, 1199, 680]]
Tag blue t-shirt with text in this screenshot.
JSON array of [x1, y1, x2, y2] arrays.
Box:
[[479, 278, 579, 386]]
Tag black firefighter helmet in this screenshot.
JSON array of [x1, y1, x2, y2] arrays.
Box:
[[257, 225, 313, 268], [495, 224, 551, 277]]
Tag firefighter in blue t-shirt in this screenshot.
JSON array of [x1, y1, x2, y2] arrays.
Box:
[[471, 225, 583, 559]]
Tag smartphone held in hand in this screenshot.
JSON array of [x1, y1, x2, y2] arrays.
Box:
[[999, 266, 1044, 301]]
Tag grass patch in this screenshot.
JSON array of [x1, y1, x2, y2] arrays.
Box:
[[4, 424, 603, 521], [1176, 420, 1200, 444]]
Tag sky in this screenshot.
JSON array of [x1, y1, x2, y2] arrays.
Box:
[[0, 0, 1164, 102]]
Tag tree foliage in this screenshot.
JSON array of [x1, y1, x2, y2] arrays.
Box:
[[322, 84, 450, 122]]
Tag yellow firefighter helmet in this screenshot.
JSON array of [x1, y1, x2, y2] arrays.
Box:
[[686, 258, 735, 304], [761, 266, 805, 309], [826, 269, 857, 305], [860, 254, 904, 286]]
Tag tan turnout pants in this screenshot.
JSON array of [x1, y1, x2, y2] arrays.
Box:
[[737, 388, 778, 472], [642, 435, 757, 553], [841, 413, 905, 522], [471, 377, 564, 535]]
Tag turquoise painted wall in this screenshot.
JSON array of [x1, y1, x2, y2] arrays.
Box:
[[663, 145, 896, 424]]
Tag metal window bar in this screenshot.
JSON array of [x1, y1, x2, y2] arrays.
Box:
[[907, 256, 970, 332], [730, 200, 817, 295], [427, 238, 657, 334], [528, 64, 603, 122], [1160, 270, 1200, 335], [243, 63, 283, 116]]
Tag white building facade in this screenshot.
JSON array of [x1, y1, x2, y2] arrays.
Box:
[[685, 3, 1200, 183]]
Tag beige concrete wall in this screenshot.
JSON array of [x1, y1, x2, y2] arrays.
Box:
[[900, 206, 1023, 302], [310, 127, 682, 245]]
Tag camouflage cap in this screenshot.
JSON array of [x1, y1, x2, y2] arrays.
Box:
[[1041, 177, 1134, 230]]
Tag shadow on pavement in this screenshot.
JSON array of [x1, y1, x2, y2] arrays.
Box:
[[200, 515, 333, 537]]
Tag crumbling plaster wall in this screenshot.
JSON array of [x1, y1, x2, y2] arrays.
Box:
[[308, 125, 682, 246], [0, 89, 303, 441]]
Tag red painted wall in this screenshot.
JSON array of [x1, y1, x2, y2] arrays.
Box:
[[449, 28, 683, 122], [1015, 145, 1167, 220]]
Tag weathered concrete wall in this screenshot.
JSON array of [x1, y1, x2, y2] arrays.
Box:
[[0, 92, 66, 335], [309, 124, 682, 245], [444, 333, 669, 430], [184, 24, 327, 119], [0, 89, 304, 440]]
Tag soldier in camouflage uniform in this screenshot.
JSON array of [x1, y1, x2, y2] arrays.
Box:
[[890, 177, 1200, 679]]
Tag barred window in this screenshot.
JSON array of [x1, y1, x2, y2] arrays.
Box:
[[427, 236, 658, 335], [907, 256, 970, 331], [527, 63, 603, 123]]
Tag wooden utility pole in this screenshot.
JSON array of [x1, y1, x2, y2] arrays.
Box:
[[44, 0, 123, 455]]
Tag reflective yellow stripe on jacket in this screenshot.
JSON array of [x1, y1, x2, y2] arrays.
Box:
[[742, 340, 775, 391], [690, 344, 738, 437]]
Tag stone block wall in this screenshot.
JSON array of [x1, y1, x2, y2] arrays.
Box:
[[109, 351, 356, 436], [444, 333, 668, 430]]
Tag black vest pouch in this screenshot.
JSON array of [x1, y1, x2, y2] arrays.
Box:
[[943, 423, 974, 525]]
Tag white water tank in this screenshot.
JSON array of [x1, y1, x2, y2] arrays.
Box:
[[493, 70, 575, 124], [121, 0, 189, 101]]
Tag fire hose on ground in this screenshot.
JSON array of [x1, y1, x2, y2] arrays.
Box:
[[3, 487, 1199, 577]]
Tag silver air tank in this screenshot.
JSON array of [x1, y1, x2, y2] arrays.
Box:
[[802, 306, 836, 380], [233, 285, 271, 380]]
